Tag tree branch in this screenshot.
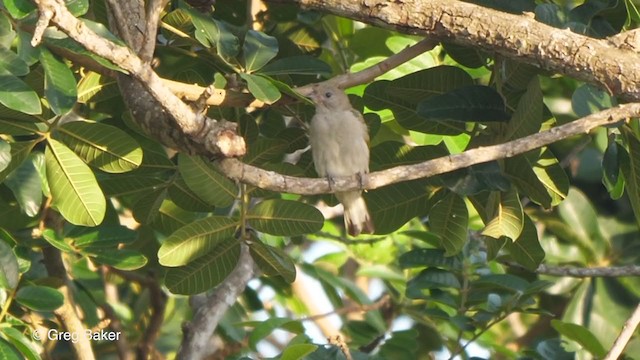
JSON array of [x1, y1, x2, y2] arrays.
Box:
[[177, 244, 254, 360], [296, 38, 437, 95], [273, 0, 640, 101], [536, 264, 640, 277], [218, 103, 640, 195], [33, 0, 246, 157], [604, 302, 640, 360], [42, 247, 95, 360]]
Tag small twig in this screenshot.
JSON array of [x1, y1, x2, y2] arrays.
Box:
[[504, 262, 640, 277], [604, 302, 640, 360], [302, 295, 390, 322], [313, 231, 389, 245], [296, 38, 437, 96], [31, 0, 54, 46], [328, 335, 353, 360]]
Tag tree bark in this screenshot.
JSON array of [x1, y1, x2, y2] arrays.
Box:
[[273, 0, 640, 101]]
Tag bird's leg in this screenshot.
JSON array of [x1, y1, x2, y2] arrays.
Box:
[[356, 172, 366, 190], [326, 174, 336, 192]]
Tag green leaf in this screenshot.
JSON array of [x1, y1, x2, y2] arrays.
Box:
[[65, 0, 89, 17], [240, 73, 281, 104], [572, 83, 614, 117], [168, 176, 213, 212], [406, 268, 461, 299], [187, 9, 239, 61], [0, 338, 22, 360], [0, 73, 42, 115], [248, 318, 304, 351], [249, 240, 296, 283], [164, 238, 241, 295], [45, 138, 106, 226], [4, 154, 42, 217], [178, 154, 237, 207], [42, 228, 74, 252], [504, 78, 544, 140], [0, 327, 41, 360], [55, 121, 143, 173], [399, 248, 462, 271], [430, 192, 468, 255], [77, 71, 118, 104], [0, 241, 19, 289], [158, 216, 238, 267], [507, 215, 545, 271], [281, 344, 318, 360], [247, 199, 324, 236], [15, 285, 64, 311], [551, 320, 607, 357], [0, 47, 29, 76], [158, 216, 237, 267], [0, 141, 36, 183], [40, 48, 77, 115], [533, 148, 569, 205], [259, 56, 331, 76], [363, 66, 473, 134], [87, 249, 148, 270], [244, 137, 287, 165], [368, 180, 438, 234], [0, 139, 10, 172], [67, 225, 136, 249], [417, 85, 510, 123], [482, 189, 524, 241], [243, 30, 278, 73], [2, 0, 36, 19], [558, 188, 605, 253], [505, 152, 553, 208], [0, 117, 42, 135]]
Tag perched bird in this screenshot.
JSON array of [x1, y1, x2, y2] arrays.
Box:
[[308, 83, 374, 236]]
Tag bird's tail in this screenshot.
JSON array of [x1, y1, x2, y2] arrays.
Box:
[[338, 191, 374, 237]]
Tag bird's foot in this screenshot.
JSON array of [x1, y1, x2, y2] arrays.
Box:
[[356, 172, 366, 190], [326, 175, 336, 191]]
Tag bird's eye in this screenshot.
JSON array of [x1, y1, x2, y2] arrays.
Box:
[[324, 92, 332, 98]]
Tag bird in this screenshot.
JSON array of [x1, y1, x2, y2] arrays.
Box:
[[307, 83, 374, 236]]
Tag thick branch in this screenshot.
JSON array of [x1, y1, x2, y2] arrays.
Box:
[[33, 0, 246, 157], [42, 247, 95, 360], [218, 103, 640, 195], [274, 0, 640, 101], [177, 244, 254, 360]]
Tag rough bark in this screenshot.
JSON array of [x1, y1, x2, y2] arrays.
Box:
[[274, 0, 640, 101]]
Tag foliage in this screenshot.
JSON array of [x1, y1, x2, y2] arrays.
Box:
[[0, 0, 640, 359]]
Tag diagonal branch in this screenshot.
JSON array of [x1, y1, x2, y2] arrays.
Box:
[[177, 244, 254, 359], [217, 103, 640, 195], [604, 302, 640, 360], [32, 0, 246, 157]]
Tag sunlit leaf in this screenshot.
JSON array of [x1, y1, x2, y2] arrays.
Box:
[[178, 154, 237, 207], [164, 238, 241, 295], [158, 216, 237, 267], [482, 189, 524, 241], [55, 121, 143, 173], [45, 138, 106, 226], [247, 199, 324, 236]]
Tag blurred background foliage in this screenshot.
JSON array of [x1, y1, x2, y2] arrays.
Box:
[[1, 0, 640, 359]]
